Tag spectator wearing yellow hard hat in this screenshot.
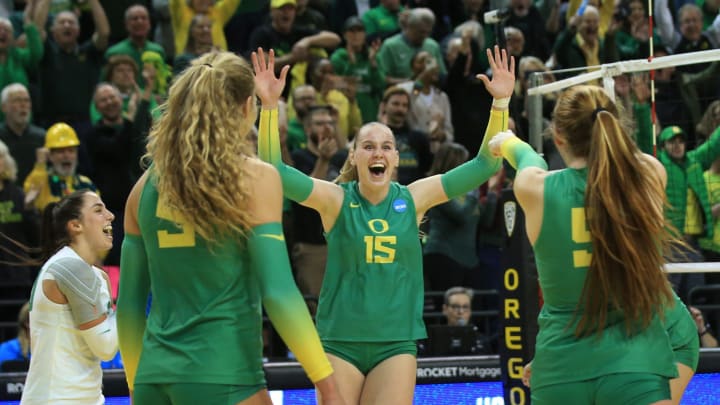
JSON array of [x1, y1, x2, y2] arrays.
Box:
[[23, 123, 97, 212]]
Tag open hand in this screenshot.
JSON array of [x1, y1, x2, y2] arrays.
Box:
[[476, 46, 515, 100], [251, 48, 290, 109]]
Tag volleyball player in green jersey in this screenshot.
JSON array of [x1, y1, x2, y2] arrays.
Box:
[[489, 84, 699, 405], [115, 52, 345, 405], [253, 46, 513, 404]]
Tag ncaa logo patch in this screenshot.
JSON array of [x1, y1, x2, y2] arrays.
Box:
[[393, 199, 407, 213], [504, 201, 516, 237]]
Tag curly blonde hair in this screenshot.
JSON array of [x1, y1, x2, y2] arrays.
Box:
[[145, 51, 257, 244]]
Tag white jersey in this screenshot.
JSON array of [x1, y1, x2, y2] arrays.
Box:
[[21, 246, 112, 405]]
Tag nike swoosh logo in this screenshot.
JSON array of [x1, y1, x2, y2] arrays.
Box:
[[350, 202, 361, 208], [260, 233, 285, 241]]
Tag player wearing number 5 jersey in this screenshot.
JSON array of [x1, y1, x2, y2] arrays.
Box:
[[115, 51, 344, 405], [491, 84, 698, 405], [253, 45, 514, 404]]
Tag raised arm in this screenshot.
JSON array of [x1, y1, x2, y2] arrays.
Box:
[[253, 48, 344, 227], [88, 0, 110, 51], [408, 46, 515, 217], [32, 0, 50, 40], [654, 0, 680, 50]]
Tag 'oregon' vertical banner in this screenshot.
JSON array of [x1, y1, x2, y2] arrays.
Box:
[[499, 189, 540, 405]]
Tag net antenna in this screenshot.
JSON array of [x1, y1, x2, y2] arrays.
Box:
[[525, 48, 720, 152]]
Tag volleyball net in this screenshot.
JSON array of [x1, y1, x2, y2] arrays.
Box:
[[524, 48, 720, 153]]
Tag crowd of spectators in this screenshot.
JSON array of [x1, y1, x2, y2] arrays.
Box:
[[0, 0, 719, 361]]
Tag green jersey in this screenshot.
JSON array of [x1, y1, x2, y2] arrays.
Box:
[[134, 178, 265, 386], [317, 181, 426, 341], [531, 168, 677, 389]]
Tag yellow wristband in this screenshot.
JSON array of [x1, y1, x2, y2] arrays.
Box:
[[500, 136, 523, 162]]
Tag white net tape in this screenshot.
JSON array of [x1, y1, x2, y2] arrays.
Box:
[[523, 48, 720, 151], [665, 263, 720, 274], [527, 49, 720, 98]]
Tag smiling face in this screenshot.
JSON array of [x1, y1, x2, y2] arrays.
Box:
[[679, 7, 702, 42], [94, 85, 124, 122], [125, 5, 151, 40], [664, 135, 686, 161], [70, 192, 115, 254], [351, 124, 399, 187]]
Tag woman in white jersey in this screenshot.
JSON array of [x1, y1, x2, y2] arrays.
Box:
[[21, 189, 118, 405]]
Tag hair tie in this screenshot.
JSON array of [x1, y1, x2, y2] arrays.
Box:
[[203, 63, 213, 68], [592, 107, 607, 121]]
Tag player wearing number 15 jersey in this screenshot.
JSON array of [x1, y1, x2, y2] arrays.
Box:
[[253, 45, 515, 404], [115, 51, 344, 405]]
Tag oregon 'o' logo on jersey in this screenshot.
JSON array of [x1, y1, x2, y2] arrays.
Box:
[[367, 219, 390, 234]]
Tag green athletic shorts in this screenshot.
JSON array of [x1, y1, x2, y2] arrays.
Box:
[[322, 340, 417, 375], [531, 373, 671, 405], [133, 382, 265, 405]]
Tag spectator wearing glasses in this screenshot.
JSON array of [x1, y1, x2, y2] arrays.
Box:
[[438, 286, 492, 355], [442, 286, 473, 326]]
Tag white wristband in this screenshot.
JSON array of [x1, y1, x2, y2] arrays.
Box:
[[492, 97, 511, 109]]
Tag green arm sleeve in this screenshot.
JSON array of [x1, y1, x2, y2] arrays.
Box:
[[689, 125, 720, 170], [501, 137, 549, 171], [116, 234, 151, 391], [633, 102, 653, 155], [257, 108, 314, 202], [248, 222, 333, 383], [441, 108, 507, 199]]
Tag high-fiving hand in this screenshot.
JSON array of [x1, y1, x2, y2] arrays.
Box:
[[251, 48, 290, 109], [476, 45, 516, 100]]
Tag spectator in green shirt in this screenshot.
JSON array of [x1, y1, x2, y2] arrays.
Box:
[[330, 16, 385, 124], [376, 7, 447, 86], [362, 0, 405, 40], [0, 12, 43, 122], [105, 4, 166, 88]]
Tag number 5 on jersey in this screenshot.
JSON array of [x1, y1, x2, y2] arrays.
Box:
[[572, 207, 591, 268], [156, 203, 196, 248]]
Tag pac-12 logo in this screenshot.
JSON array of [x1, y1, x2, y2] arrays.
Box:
[[504, 201, 516, 237]]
